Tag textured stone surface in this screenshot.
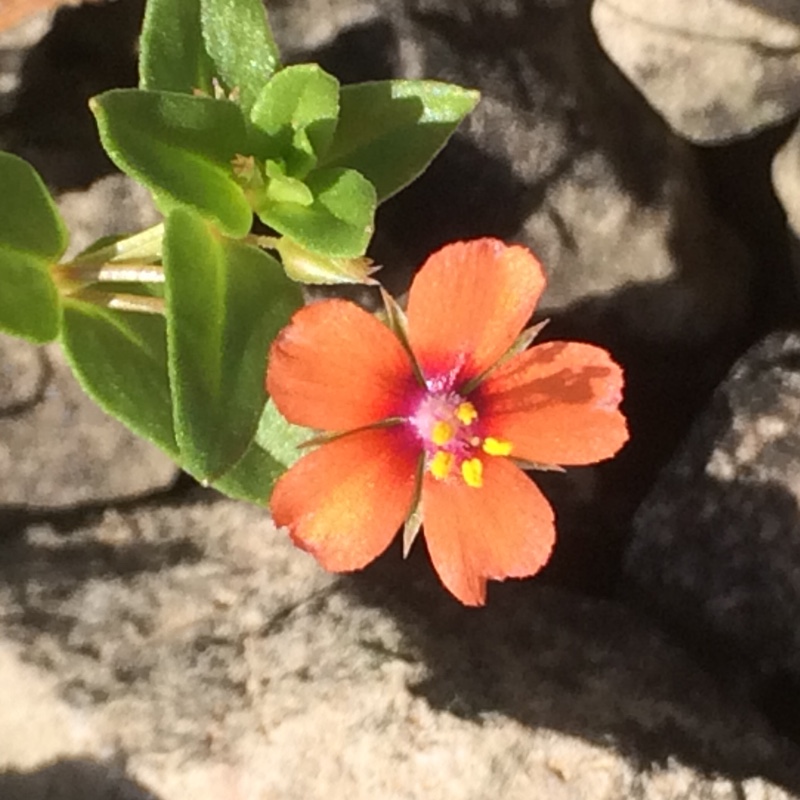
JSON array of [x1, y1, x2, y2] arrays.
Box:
[[1, 491, 800, 799], [2, 5, 800, 799], [0, 335, 177, 506], [58, 173, 161, 259], [627, 331, 800, 728], [592, 0, 800, 143]]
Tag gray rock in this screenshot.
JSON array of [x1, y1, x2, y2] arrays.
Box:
[[626, 330, 800, 724], [592, 0, 800, 143], [0, 335, 177, 507], [1, 490, 800, 799], [0, 336, 47, 413], [58, 174, 161, 259], [772, 123, 800, 291], [0, 13, 51, 119], [773, 123, 800, 237]]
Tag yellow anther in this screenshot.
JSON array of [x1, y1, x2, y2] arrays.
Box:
[[483, 437, 513, 457], [455, 401, 478, 425], [431, 420, 455, 446], [429, 450, 455, 480], [461, 457, 484, 488]]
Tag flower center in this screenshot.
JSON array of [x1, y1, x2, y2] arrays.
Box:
[[410, 391, 512, 488]]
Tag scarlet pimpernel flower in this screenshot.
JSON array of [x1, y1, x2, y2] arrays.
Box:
[[267, 238, 628, 606]]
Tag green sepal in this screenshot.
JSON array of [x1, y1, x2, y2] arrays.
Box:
[[0, 153, 67, 343], [256, 398, 313, 468], [91, 89, 253, 237], [200, 0, 281, 113], [320, 80, 480, 201], [211, 398, 314, 504], [250, 64, 340, 172], [256, 167, 376, 258], [264, 160, 315, 206], [163, 207, 303, 481], [139, 0, 215, 97], [60, 298, 178, 458]]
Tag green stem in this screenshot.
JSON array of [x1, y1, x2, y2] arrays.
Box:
[[70, 288, 165, 315], [59, 263, 165, 285]]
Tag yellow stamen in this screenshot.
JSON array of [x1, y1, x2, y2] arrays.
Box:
[[431, 420, 455, 446], [455, 401, 478, 425], [483, 437, 513, 457], [429, 450, 455, 480], [461, 457, 483, 488]]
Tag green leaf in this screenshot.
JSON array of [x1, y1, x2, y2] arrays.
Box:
[[256, 398, 312, 468], [139, 0, 215, 96], [60, 298, 178, 457], [0, 152, 68, 258], [92, 89, 252, 237], [200, 0, 281, 113], [163, 208, 303, 480], [210, 438, 283, 504], [257, 167, 376, 258], [0, 152, 67, 343], [320, 80, 480, 201], [250, 64, 339, 170], [0, 252, 61, 343]]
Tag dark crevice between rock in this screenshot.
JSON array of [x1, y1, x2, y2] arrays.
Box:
[[692, 119, 800, 333], [0, 349, 51, 418], [0, 757, 158, 800]]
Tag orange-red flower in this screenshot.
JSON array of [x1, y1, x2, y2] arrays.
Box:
[[267, 238, 628, 606]]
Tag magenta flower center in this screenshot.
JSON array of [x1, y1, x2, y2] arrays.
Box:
[[410, 390, 512, 487]]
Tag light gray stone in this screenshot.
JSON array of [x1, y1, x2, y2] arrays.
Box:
[[58, 174, 161, 260], [1, 491, 800, 799], [592, 0, 800, 143], [0, 335, 47, 413], [0, 335, 177, 507]]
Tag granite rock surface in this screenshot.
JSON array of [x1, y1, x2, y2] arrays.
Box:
[[2, 3, 800, 799]]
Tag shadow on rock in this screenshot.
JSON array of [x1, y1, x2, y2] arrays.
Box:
[[340, 536, 800, 796], [1, 0, 145, 189], [0, 758, 158, 800]]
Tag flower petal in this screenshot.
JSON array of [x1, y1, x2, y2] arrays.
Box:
[[478, 341, 628, 466], [421, 458, 555, 606], [267, 299, 418, 430], [406, 238, 546, 387], [270, 426, 419, 572]]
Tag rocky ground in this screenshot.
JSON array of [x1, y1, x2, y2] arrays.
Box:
[[3, 1, 800, 798]]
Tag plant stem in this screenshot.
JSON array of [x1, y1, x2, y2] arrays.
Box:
[[70, 288, 165, 315], [59, 263, 165, 285]]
